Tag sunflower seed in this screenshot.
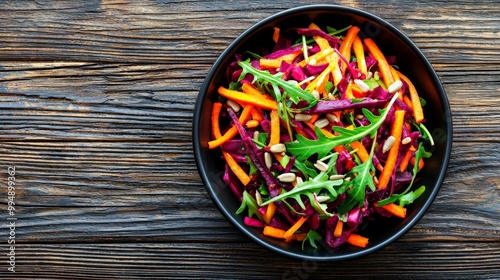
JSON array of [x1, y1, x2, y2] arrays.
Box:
[[356, 114, 365, 120], [295, 113, 312, 122], [326, 113, 338, 123], [354, 79, 370, 93], [226, 100, 241, 112], [277, 173, 296, 183], [253, 131, 260, 142], [329, 174, 345, 180], [264, 152, 272, 169], [401, 136, 412, 145], [314, 160, 329, 172], [270, 143, 286, 153], [255, 191, 263, 206], [383, 136, 396, 153], [316, 195, 331, 203], [388, 80, 403, 94], [366, 71, 373, 79], [373, 176, 379, 185], [311, 90, 320, 100], [314, 118, 329, 129], [295, 176, 303, 187]]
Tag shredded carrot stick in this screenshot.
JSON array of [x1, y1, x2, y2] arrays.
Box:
[[292, 232, 308, 242], [260, 50, 302, 69], [263, 202, 276, 224], [298, 47, 333, 67], [218, 86, 278, 111], [272, 27, 280, 43], [399, 148, 413, 172], [339, 26, 360, 75], [403, 95, 413, 110], [333, 220, 343, 238], [208, 104, 253, 149], [398, 71, 424, 124], [222, 152, 251, 186], [345, 83, 354, 99], [389, 66, 404, 100], [410, 156, 425, 172], [378, 110, 405, 188], [283, 217, 308, 240], [350, 141, 369, 163], [380, 203, 407, 218], [363, 38, 394, 88], [329, 52, 343, 86], [346, 233, 369, 248], [309, 23, 331, 51], [211, 102, 223, 139], [242, 82, 274, 101], [353, 35, 367, 75], [268, 110, 280, 147], [250, 107, 263, 122], [263, 225, 286, 239]]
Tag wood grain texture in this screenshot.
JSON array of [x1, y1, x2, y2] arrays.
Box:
[[0, 0, 498, 279]]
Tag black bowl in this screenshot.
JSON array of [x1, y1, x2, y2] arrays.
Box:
[[193, 4, 452, 261]]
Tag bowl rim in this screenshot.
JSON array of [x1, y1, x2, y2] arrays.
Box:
[[193, 4, 452, 261]]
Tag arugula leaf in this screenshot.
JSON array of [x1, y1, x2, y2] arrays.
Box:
[[399, 185, 426, 207], [286, 93, 399, 161], [246, 155, 258, 175], [337, 132, 377, 215], [378, 143, 432, 207], [238, 60, 318, 107], [236, 191, 263, 221], [261, 174, 342, 209], [293, 160, 318, 179], [302, 230, 323, 250]]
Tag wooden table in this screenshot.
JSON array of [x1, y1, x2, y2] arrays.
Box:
[[0, 1, 498, 279]]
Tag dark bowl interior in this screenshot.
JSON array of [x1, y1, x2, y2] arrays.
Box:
[[193, 5, 452, 261]]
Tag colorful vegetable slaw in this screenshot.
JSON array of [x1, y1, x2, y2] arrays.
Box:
[[208, 23, 434, 250]]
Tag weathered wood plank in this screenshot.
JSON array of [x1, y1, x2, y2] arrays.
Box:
[[0, 242, 498, 279]]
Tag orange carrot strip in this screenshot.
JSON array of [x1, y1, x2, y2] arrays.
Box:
[[380, 203, 407, 218], [329, 52, 343, 86], [410, 156, 425, 172], [251, 108, 263, 122], [268, 110, 280, 147], [333, 220, 343, 238], [245, 119, 260, 128], [399, 148, 413, 172], [260, 50, 302, 69], [211, 102, 223, 139], [389, 66, 404, 100], [298, 48, 334, 67], [345, 83, 354, 99], [272, 27, 280, 43], [350, 141, 369, 163], [263, 202, 276, 224], [208, 105, 253, 149], [353, 35, 367, 75], [346, 233, 369, 248], [403, 95, 413, 110], [398, 71, 424, 124], [309, 23, 331, 51], [222, 152, 251, 186], [377, 110, 405, 188], [305, 64, 332, 94], [339, 26, 360, 75], [363, 38, 394, 88], [218, 86, 278, 111], [263, 225, 286, 239], [292, 232, 308, 242], [283, 217, 308, 240], [242, 82, 274, 101]]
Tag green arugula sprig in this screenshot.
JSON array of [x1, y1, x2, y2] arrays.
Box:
[[286, 93, 399, 161], [337, 132, 377, 215], [236, 191, 263, 221]]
